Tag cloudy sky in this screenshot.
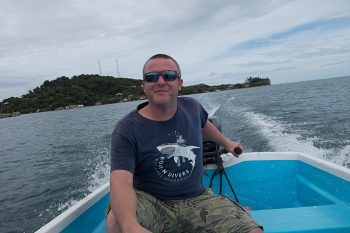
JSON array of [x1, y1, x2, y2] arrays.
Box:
[[1, 0, 350, 101]]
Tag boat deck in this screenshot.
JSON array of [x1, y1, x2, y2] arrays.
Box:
[[252, 205, 350, 233], [203, 156, 350, 232], [60, 196, 350, 233]]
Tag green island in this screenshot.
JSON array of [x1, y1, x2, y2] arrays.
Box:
[[0, 75, 270, 116]]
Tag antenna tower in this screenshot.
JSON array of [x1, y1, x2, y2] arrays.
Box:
[[116, 60, 121, 78], [98, 60, 102, 75]]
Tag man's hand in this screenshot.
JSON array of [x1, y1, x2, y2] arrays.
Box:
[[106, 210, 152, 233], [225, 141, 244, 158], [202, 120, 244, 158]]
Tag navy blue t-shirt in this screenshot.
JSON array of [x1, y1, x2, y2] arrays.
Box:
[[110, 97, 208, 201]]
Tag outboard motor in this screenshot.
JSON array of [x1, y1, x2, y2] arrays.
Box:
[[203, 116, 224, 165]]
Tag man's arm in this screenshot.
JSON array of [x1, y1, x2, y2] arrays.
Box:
[[109, 170, 151, 233], [201, 120, 243, 157]]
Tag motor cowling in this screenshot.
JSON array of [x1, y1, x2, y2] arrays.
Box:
[[203, 116, 223, 165]]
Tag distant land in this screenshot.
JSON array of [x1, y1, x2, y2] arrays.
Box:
[[0, 75, 270, 116]]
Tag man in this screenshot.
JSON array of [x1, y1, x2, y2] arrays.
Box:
[[106, 54, 263, 233]]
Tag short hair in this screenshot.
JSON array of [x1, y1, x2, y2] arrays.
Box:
[[142, 54, 181, 75]]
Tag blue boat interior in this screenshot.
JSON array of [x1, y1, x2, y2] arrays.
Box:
[[204, 160, 350, 233], [62, 160, 350, 233]]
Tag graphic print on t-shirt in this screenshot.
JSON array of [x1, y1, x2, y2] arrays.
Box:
[[154, 135, 199, 183]]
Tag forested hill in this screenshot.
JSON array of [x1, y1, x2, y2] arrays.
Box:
[[0, 75, 270, 115]]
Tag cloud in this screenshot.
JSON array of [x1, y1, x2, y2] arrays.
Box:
[[1, 0, 350, 101], [209, 71, 218, 77], [320, 61, 346, 67]]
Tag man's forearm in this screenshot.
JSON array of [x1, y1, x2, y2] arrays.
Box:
[[110, 170, 139, 232]]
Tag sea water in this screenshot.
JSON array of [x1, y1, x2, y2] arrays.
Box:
[[0, 76, 349, 232]]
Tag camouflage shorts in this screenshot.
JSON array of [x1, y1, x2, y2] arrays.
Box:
[[106, 188, 262, 233]]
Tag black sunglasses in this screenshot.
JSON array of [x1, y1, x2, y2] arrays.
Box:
[[143, 70, 181, 82]]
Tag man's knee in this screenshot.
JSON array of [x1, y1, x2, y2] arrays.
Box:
[[106, 211, 122, 233]]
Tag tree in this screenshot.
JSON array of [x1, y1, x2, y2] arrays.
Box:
[[244, 76, 271, 86], [0, 74, 271, 115]]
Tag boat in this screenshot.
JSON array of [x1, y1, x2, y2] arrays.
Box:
[[35, 117, 350, 233]]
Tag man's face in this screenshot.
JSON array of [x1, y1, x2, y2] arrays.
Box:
[[142, 58, 183, 107]]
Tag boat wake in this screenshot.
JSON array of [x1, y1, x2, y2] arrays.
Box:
[[197, 93, 349, 169], [241, 110, 350, 168]]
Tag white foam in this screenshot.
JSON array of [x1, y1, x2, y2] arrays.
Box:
[[87, 162, 110, 193], [194, 93, 223, 116], [242, 111, 332, 160], [54, 146, 110, 214], [226, 97, 236, 102], [207, 105, 220, 116], [330, 144, 350, 168], [57, 199, 79, 212]]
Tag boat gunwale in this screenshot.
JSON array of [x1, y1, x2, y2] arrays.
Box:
[[204, 152, 350, 182]]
